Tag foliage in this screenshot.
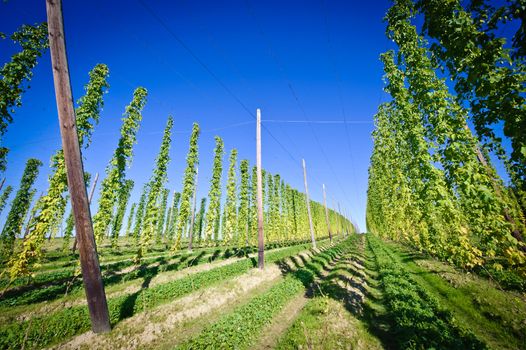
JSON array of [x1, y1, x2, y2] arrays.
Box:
[[0, 158, 41, 262], [138, 116, 173, 260], [62, 212, 74, 252], [133, 183, 149, 241], [204, 136, 224, 244], [195, 197, 206, 241], [61, 172, 92, 252], [125, 202, 136, 237], [110, 179, 134, 247], [0, 23, 48, 170], [15, 65, 109, 278], [367, 0, 526, 275], [0, 185, 13, 216], [223, 148, 238, 244], [248, 165, 258, 246], [155, 188, 169, 243], [166, 191, 181, 241], [173, 123, 200, 249], [93, 87, 147, 245], [269, 174, 281, 242], [416, 0, 526, 201], [237, 159, 250, 247]]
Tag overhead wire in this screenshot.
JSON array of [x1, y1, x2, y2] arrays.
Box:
[[137, 0, 302, 168], [139, 0, 356, 221], [244, 0, 352, 212], [319, 0, 364, 215]]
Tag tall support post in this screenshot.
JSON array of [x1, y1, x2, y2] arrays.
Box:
[[89, 173, 100, 202], [46, 0, 110, 333], [256, 109, 265, 269], [73, 172, 99, 252], [322, 184, 332, 243], [302, 159, 316, 249], [188, 166, 199, 251]]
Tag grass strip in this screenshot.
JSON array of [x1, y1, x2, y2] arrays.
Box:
[[177, 239, 351, 349], [367, 235, 487, 350], [0, 241, 319, 350]]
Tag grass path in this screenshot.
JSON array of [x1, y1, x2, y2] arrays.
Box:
[[0, 240, 335, 350], [54, 246, 332, 350], [381, 239, 526, 350], [275, 235, 382, 350], [54, 264, 285, 349]]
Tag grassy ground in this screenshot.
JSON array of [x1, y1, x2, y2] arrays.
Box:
[[382, 239, 526, 350], [1, 233, 524, 350]]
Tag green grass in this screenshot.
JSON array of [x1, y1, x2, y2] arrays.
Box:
[[0, 240, 325, 350], [276, 235, 382, 350], [381, 238, 526, 350], [177, 275, 306, 350], [177, 239, 350, 349], [366, 235, 487, 349], [275, 297, 382, 350]]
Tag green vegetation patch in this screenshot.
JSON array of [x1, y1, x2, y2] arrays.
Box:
[[367, 235, 487, 350], [0, 242, 314, 350]]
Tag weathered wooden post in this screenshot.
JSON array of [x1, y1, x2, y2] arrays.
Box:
[[46, 0, 110, 333], [256, 108, 265, 269], [73, 172, 98, 252], [302, 159, 316, 249]]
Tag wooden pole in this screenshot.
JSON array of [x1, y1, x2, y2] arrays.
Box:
[[188, 166, 198, 251], [302, 159, 316, 249], [73, 172, 98, 252], [322, 184, 332, 243], [23, 192, 42, 239], [256, 108, 265, 269], [88, 173, 99, 202], [46, 0, 110, 333]]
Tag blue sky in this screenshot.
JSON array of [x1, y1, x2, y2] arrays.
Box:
[[0, 0, 395, 232]]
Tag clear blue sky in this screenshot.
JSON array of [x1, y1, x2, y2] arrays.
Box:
[[1, 0, 395, 232]]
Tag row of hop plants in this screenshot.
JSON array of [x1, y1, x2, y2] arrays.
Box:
[[367, 0, 526, 277], [0, 22, 355, 281], [122, 125, 354, 263]]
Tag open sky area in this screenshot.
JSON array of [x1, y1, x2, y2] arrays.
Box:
[[1, 0, 395, 232]]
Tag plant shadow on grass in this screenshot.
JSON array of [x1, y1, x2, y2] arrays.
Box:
[[222, 249, 233, 259], [277, 241, 480, 350], [0, 252, 178, 303], [366, 240, 488, 350], [1, 251, 201, 308], [117, 258, 166, 323], [208, 249, 221, 263]]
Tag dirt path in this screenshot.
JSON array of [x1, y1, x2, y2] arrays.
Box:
[[7, 245, 297, 323], [53, 253, 314, 350]]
